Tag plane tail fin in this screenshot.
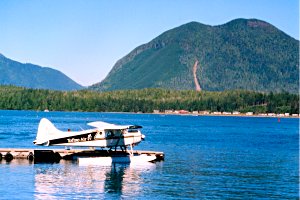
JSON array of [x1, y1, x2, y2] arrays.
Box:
[[33, 118, 61, 145]]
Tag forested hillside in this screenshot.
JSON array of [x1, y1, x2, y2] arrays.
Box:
[[90, 18, 299, 93], [0, 86, 298, 114], [0, 54, 83, 90]]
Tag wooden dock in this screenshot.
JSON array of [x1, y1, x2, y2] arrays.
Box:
[[0, 148, 164, 163]]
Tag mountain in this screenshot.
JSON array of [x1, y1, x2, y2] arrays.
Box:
[[90, 18, 299, 93], [0, 54, 83, 91]]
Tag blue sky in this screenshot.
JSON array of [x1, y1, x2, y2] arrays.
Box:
[[0, 0, 298, 86]]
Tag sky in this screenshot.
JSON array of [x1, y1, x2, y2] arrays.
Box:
[[0, 0, 299, 86]]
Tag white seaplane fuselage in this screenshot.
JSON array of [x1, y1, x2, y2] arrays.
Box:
[[33, 118, 145, 148]]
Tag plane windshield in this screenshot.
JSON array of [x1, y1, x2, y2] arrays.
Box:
[[128, 129, 138, 133]]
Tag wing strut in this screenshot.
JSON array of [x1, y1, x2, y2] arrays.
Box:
[[114, 130, 124, 151]]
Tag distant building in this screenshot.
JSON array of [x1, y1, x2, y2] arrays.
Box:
[[192, 111, 199, 114], [292, 114, 299, 117], [284, 113, 290, 116], [258, 113, 267, 116], [267, 113, 275, 116], [212, 112, 222, 115], [232, 111, 240, 115], [199, 111, 210, 115], [246, 112, 253, 116], [153, 110, 160, 114], [165, 110, 173, 114], [222, 112, 231, 115], [179, 110, 189, 114]]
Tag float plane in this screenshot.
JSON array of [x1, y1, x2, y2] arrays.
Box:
[[33, 118, 145, 152], [32, 118, 161, 165]]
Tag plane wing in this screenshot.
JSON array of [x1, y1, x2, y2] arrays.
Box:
[[87, 121, 142, 130], [87, 121, 129, 130]]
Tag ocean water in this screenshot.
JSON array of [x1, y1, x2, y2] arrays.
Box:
[[0, 110, 298, 199]]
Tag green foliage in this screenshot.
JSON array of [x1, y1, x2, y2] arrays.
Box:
[[0, 86, 298, 114], [90, 19, 299, 94]]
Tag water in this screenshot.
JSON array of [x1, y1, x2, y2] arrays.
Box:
[[0, 110, 298, 199]]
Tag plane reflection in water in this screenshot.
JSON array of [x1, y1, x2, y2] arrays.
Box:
[[34, 161, 156, 199]]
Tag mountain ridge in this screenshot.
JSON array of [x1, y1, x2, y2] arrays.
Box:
[[90, 18, 299, 93], [0, 53, 83, 91]]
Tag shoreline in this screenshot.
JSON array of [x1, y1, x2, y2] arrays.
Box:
[[152, 113, 300, 118], [0, 109, 299, 118], [148, 111, 300, 118]]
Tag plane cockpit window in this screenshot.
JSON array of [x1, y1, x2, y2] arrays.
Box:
[[128, 129, 138, 133]]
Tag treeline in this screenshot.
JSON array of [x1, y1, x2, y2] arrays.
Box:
[[0, 86, 298, 114]]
